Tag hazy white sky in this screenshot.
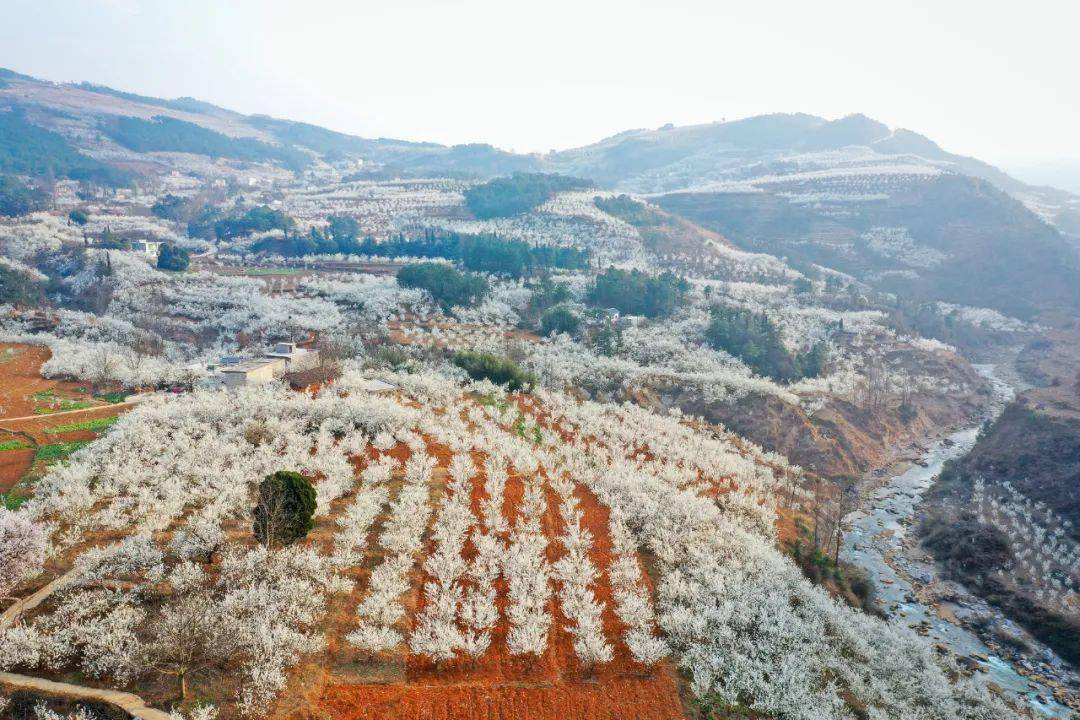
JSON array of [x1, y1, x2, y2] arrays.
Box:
[[2, 0, 1077, 165]]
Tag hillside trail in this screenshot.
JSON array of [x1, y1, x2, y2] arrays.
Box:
[[1, 549, 173, 720], [0, 672, 171, 720], [0, 574, 67, 631], [0, 393, 149, 424]]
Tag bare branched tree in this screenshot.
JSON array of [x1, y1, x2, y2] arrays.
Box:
[[147, 593, 237, 701]]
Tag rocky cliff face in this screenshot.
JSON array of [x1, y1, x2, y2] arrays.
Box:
[[684, 348, 988, 480]]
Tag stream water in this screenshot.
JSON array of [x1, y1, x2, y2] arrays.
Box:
[[841, 365, 1072, 718]]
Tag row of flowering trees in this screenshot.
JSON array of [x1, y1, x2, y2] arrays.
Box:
[[973, 478, 1079, 613], [551, 476, 613, 665], [529, 388, 1015, 718], [348, 452, 435, 653], [408, 453, 481, 660]]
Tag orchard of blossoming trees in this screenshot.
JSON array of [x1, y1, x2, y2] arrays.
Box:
[[0, 370, 1018, 719], [1, 180, 991, 433], [0, 507, 45, 600], [3, 62, 1080, 718], [972, 478, 1079, 614], [0, 162, 1050, 719]]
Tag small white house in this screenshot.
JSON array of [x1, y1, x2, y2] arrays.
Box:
[[218, 358, 286, 388], [132, 240, 163, 257], [211, 341, 321, 389], [265, 342, 320, 373]]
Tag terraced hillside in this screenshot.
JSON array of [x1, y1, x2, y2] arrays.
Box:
[[0, 373, 1021, 719]]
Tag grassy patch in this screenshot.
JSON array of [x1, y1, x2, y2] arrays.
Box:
[[32, 399, 95, 414], [94, 391, 128, 404], [241, 267, 304, 276], [0, 439, 30, 452], [512, 413, 544, 445], [34, 440, 90, 463], [29, 389, 96, 414], [785, 534, 880, 616], [0, 347, 21, 364], [476, 391, 511, 414], [43, 415, 119, 435], [1, 493, 28, 510]]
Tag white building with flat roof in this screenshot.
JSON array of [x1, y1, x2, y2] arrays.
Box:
[[210, 341, 320, 389], [264, 342, 320, 373], [217, 358, 286, 389], [131, 240, 164, 257]]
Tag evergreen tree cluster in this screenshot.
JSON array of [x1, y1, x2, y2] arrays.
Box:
[[539, 306, 581, 336], [0, 110, 131, 186], [0, 175, 48, 217], [94, 230, 131, 250], [706, 306, 829, 383], [452, 351, 536, 392], [252, 470, 317, 548], [157, 243, 190, 271], [587, 267, 688, 318], [396, 262, 489, 310], [252, 224, 589, 278], [150, 193, 186, 221], [103, 115, 308, 171], [593, 194, 654, 225], [464, 173, 593, 219], [213, 205, 295, 241], [0, 263, 45, 307]]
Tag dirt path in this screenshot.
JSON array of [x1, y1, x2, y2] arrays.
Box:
[[1, 541, 126, 631], [0, 672, 171, 720], [0, 550, 173, 719], [0, 394, 147, 424], [0, 575, 68, 631], [0, 344, 94, 419]]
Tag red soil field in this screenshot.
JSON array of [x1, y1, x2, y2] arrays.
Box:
[[0, 446, 34, 494], [312, 438, 687, 720], [318, 676, 684, 720], [288, 401, 787, 720], [0, 343, 132, 496], [0, 342, 103, 419], [0, 405, 130, 498]]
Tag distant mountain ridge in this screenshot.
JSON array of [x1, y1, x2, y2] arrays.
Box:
[[542, 112, 1080, 319], [0, 68, 537, 179], [3, 67, 1078, 208], [2, 67, 1079, 318], [547, 111, 1074, 208]]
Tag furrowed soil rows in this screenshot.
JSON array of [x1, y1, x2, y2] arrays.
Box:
[[0, 344, 130, 496], [318, 676, 684, 720], [317, 437, 685, 720]]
